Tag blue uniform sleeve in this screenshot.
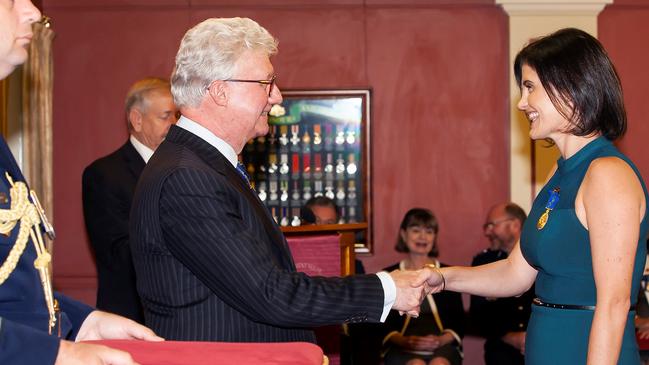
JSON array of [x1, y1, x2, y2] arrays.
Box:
[[54, 291, 94, 340], [0, 316, 60, 365]]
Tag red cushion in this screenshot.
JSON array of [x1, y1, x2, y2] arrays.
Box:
[[286, 234, 340, 276], [87, 340, 324, 365]]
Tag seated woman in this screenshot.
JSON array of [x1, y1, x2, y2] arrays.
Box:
[[382, 208, 464, 365]]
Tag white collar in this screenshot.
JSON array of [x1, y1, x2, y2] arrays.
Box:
[[176, 116, 238, 168], [129, 135, 154, 163]]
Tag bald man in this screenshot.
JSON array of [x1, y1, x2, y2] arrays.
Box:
[[470, 203, 534, 365]]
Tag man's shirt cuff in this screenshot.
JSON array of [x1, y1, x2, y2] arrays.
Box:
[[376, 271, 396, 322]]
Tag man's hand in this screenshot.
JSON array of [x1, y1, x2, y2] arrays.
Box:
[[390, 269, 429, 316], [55, 340, 139, 365], [76, 311, 164, 342], [502, 331, 526, 354]]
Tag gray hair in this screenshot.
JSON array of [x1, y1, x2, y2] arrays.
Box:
[[171, 17, 278, 108], [125, 77, 171, 131]]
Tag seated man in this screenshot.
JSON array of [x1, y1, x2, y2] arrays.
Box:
[[301, 196, 365, 274], [470, 202, 534, 365], [301, 196, 376, 364]]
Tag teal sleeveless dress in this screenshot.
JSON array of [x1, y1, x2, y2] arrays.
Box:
[[520, 136, 649, 364]]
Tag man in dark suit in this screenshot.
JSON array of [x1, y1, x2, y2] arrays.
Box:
[[470, 203, 534, 365], [130, 17, 433, 343], [0, 1, 162, 364], [82, 77, 177, 323]]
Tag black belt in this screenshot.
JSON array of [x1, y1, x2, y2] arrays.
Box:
[[533, 298, 636, 311]]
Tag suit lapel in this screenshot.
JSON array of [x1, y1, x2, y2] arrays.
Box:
[[165, 126, 295, 269], [120, 141, 146, 180]]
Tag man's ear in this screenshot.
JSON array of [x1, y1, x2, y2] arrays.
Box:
[[129, 108, 143, 132], [207, 81, 228, 107]]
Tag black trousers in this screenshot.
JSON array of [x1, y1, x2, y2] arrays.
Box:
[[484, 339, 524, 365]]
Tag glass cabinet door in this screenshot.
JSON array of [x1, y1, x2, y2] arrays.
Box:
[[241, 89, 372, 253]]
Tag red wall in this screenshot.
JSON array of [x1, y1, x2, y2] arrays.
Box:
[[45, 0, 509, 302], [37, 2, 649, 364], [600, 1, 649, 185]]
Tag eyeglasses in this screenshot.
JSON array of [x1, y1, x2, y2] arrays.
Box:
[[225, 75, 277, 97], [483, 218, 514, 231]]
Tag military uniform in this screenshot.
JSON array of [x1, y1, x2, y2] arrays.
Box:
[[470, 248, 534, 365], [0, 137, 93, 364]]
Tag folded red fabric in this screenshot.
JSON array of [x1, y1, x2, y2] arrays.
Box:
[[638, 333, 649, 350], [87, 340, 324, 365]]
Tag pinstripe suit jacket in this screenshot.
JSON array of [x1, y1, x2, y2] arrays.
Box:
[[130, 125, 384, 342]]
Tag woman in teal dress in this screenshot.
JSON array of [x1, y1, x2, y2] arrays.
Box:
[[425, 28, 649, 364]]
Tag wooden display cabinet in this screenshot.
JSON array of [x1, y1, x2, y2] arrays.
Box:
[[242, 90, 372, 254]]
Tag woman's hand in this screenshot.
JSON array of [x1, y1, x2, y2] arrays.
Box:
[[392, 334, 440, 351]]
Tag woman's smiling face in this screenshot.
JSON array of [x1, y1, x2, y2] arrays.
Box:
[[401, 225, 435, 256], [517, 64, 572, 142]]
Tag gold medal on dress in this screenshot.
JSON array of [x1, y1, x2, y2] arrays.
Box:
[[537, 188, 560, 231], [537, 210, 549, 230]]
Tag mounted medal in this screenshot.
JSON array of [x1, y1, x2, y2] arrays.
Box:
[[537, 188, 560, 230]]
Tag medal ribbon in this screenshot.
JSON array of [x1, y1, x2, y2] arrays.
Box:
[[537, 187, 560, 230]]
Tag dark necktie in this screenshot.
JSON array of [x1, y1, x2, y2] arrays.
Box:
[[235, 162, 253, 189]]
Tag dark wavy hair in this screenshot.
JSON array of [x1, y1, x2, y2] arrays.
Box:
[[394, 208, 439, 258], [514, 28, 626, 141]]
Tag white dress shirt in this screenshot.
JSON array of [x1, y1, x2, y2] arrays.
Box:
[[129, 135, 154, 163]]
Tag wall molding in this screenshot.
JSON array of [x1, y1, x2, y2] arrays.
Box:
[[496, 0, 610, 210], [43, 0, 496, 10], [497, 0, 612, 15]]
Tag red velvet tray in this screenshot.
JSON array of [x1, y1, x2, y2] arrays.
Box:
[[88, 340, 325, 365]]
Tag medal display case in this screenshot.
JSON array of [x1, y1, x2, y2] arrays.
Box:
[[241, 90, 372, 253]]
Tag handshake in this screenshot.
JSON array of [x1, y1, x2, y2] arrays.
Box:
[[389, 266, 445, 317]]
